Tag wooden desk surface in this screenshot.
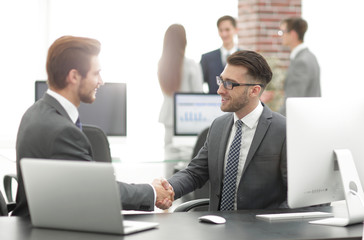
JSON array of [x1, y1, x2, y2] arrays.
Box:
[[0, 207, 363, 240]]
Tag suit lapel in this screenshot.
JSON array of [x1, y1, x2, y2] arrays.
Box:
[[213, 49, 224, 70], [242, 104, 272, 174]]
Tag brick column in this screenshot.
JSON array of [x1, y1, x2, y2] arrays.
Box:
[[237, 0, 302, 111]]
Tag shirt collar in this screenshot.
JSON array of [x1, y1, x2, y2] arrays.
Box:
[[290, 43, 307, 60], [46, 89, 79, 123], [234, 101, 263, 129], [221, 45, 238, 57]]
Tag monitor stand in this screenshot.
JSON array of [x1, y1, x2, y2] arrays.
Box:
[[309, 149, 364, 226]]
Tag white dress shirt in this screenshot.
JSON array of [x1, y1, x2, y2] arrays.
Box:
[[223, 102, 264, 210], [221, 45, 238, 65]]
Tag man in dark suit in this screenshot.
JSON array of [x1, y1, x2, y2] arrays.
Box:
[[278, 17, 321, 116], [200, 15, 238, 94], [13, 36, 173, 217], [157, 50, 287, 211]]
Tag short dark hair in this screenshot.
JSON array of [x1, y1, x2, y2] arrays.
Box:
[[46, 35, 101, 89], [217, 15, 237, 28], [227, 50, 272, 88], [282, 17, 308, 42]]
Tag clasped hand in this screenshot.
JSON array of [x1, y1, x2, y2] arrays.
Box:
[[152, 178, 175, 210]]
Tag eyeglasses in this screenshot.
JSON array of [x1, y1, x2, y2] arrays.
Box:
[[277, 29, 288, 36], [216, 76, 264, 90]]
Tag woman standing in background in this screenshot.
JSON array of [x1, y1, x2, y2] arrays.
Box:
[[158, 24, 203, 146]]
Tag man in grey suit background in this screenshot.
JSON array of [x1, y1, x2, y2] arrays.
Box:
[[200, 15, 239, 94], [278, 17, 321, 116], [157, 50, 287, 211], [13, 36, 173, 217]]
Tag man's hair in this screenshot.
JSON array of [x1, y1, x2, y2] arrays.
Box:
[[217, 15, 237, 28], [46, 35, 101, 89], [282, 17, 308, 42], [227, 50, 272, 88]]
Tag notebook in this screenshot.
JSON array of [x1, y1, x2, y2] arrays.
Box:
[[20, 158, 159, 235]]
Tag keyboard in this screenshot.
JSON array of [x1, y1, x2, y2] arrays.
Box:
[[256, 211, 334, 221]]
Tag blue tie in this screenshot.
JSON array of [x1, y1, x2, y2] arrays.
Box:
[[220, 120, 243, 211], [75, 117, 82, 131]]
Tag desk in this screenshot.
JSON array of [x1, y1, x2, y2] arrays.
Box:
[[0, 207, 363, 240]]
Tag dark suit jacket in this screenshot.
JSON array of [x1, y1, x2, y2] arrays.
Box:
[[168, 103, 287, 210], [200, 49, 224, 94], [279, 48, 321, 116], [13, 94, 154, 217]]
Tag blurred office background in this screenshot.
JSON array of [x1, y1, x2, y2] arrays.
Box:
[[1, 0, 364, 160]]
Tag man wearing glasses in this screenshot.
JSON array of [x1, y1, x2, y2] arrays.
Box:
[[156, 50, 287, 211], [278, 17, 321, 116]]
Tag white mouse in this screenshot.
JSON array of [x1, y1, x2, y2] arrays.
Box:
[[198, 215, 226, 224]]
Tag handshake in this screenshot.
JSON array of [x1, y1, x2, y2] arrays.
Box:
[[151, 178, 175, 210]]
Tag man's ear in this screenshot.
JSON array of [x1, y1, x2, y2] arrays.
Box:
[[291, 30, 299, 40], [250, 85, 262, 97], [66, 69, 81, 85]]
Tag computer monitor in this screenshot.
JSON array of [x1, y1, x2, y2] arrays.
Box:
[[286, 97, 364, 226], [35, 81, 127, 136], [174, 93, 225, 136]]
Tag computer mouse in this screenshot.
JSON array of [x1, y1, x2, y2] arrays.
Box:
[[198, 215, 226, 224]]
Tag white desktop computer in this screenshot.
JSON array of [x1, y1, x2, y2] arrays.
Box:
[[286, 97, 364, 226]]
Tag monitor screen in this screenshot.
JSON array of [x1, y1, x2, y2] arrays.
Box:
[[35, 81, 127, 136], [174, 93, 225, 136], [286, 97, 364, 209]]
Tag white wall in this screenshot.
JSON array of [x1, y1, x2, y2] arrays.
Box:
[[0, 0, 49, 146], [2, 0, 364, 149], [0, 0, 237, 149], [302, 0, 364, 99]]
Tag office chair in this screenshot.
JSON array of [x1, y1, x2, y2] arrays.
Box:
[[3, 124, 112, 208], [173, 127, 210, 205], [3, 174, 17, 203], [0, 190, 8, 216], [174, 198, 210, 212], [0, 190, 16, 216], [82, 124, 112, 163]]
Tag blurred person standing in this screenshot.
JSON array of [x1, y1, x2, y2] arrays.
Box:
[[158, 24, 203, 146], [200, 15, 238, 94], [278, 17, 321, 116]]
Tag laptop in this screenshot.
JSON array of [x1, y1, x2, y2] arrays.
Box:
[[20, 158, 159, 235]]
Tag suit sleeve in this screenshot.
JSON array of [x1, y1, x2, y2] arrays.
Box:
[[117, 182, 155, 211], [285, 59, 311, 98], [200, 54, 209, 84], [168, 139, 210, 199], [278, 138, 288, 208]]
